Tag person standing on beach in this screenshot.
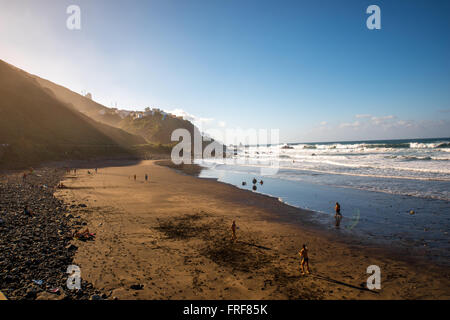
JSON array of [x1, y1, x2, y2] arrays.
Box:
[[145, 174, 148, 182], [134, 174, 137, 181], [231, 220, 237, 242], [299, 244, 310, 275], [95, 168, 97, 174], [335, 202, 342, 227]]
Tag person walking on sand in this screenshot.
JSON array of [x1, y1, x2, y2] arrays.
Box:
[[231, 220, 237, 242], [299, 244, 310, 275], [335, 202, 342, 227]]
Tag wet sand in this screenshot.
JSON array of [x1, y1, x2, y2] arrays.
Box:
[[55, 160, 450, 299]]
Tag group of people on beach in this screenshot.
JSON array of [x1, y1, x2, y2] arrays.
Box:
[[66, 168, 99, 175], [241, 178, 264, 191], [130, 173, 150, 182], [229, 202, 343, 276]]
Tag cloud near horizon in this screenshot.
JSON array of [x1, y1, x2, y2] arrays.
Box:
[[164, 108, 449, 143], [168, 108, 214, 127], [311, 114, 450, 141]]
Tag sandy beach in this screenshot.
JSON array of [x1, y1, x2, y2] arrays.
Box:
[[54, 160, 450, 300]]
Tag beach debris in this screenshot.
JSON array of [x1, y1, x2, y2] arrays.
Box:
[[409, 210, 415, 215], [32, 279, 44, 286], [73, 228, 96, 241], [130, 284, 144, 290], [90, 294, 103, 300], [0, 218, 5, 225]]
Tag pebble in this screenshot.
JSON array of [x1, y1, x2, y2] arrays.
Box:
[[130, 284, 144, 290]]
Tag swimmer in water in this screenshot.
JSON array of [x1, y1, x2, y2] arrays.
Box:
[[335, 202, 342, 227]]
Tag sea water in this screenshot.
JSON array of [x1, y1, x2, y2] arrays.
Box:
[[197, 138, 450, 266]]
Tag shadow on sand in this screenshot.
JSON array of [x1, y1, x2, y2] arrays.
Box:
[[239, 241, 272, 251], [311, 273, 379, 295]]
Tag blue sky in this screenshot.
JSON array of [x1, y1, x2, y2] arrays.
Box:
[[0, 0, 449, 142]]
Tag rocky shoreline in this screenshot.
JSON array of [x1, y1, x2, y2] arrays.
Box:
[[0, 167, 102, 300]]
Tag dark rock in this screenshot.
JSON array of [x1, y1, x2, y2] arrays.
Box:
[[65, 244, 78, 251], [0, 168, 100, 300], [130, 284, 144, 290], [25, 288, 38, 300]]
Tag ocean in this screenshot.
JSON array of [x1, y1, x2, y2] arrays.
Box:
[[196, 138, 450, 266]]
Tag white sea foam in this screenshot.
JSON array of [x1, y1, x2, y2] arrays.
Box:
[[203, 139, 450, 201]]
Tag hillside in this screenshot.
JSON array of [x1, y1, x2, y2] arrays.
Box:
[[34, 76, 206, 145], [0, 60, 147, 169], [34, 76, 123, 128], [118, 110, 203, 145]]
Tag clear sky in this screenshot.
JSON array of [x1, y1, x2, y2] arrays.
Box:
[[0, 0, 449, 142]]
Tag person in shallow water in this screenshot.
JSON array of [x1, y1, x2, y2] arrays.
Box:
[[231, 220, 237, 242], [299, 244, 310, 275], [335, 202, 342, 227], [252, 178, 257, 184]]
